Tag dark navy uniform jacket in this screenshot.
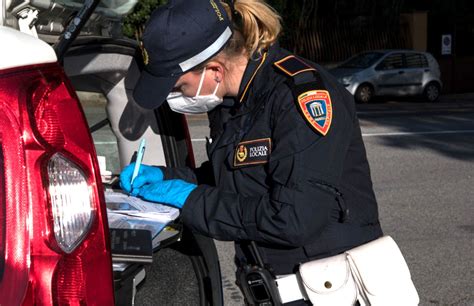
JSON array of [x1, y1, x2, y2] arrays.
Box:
[[162, 44, 383, 275]]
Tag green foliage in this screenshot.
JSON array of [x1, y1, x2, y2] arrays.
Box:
[[265, 1, 295, 48], [123, 0, 166, 39], [122, 0, 300, 42]]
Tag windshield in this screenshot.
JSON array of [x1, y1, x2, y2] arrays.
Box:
[[339, 52, 385, 69], [57, 0, 138, 18]]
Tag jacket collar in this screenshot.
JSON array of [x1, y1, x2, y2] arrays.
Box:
[[236, 44, 282, 107], [237, 52, 268, 104], [208, 45, 284, 152]]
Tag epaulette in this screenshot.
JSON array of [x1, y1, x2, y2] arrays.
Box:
[[274, 55, 332, 136], [274, 55, 316, 77]]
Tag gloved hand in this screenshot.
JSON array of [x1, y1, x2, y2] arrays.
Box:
[[119, 163, 164, 194], [133, 179, 197, 208]]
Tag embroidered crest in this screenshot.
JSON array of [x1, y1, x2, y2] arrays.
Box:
[[234, 138, 271, 167], [236, 145, 248, 163], [297, 90, 332, 136]]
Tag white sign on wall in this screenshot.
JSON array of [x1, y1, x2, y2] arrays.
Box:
[[441, 34, 452, 55]]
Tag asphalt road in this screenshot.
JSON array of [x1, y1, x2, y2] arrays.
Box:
[[186, 100, 474, 306], [83, 95, 474, 306]]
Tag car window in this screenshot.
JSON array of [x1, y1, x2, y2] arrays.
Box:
[[405, 53, 429, 68], [338, 52, 385, 69], [376, 53, 404, 70], [61, 0, 139, 17], [76, 91, 120, 178]]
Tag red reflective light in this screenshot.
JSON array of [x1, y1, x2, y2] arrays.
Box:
[[52, 256, 86, 304], [0, 76, 30, 305], [0, 63, 114, 305], [31, 77, 66, 147], [0, 149, 6, 281]]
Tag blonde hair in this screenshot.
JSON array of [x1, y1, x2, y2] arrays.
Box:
[[221, 0, 282, 58], [191, 0, 282, 71]]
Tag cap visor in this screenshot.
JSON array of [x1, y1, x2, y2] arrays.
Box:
[[133, 70, 179, 109]]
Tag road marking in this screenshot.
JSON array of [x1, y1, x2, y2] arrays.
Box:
[[361, 130, 474, 137], [357, 110, 417, 115], [357, 108, 474, 115], [357, 110, 437, 115], [191, 138, 207, 142]]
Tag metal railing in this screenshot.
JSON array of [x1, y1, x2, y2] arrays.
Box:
[[283, 18, 412, 64]]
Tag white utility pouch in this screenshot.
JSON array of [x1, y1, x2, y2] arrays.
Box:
[[345, 236, 419, 306], [298, 236, 419, 306], [298, 253, 358, 305]]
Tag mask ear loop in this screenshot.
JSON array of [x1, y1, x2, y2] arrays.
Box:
[[212, 80, 220, 95], [195, 67, 207, 97]]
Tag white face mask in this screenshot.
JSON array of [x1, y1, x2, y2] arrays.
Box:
[[166, 67, 223, 114]]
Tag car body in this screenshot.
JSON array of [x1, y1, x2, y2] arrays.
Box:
[[0, 0, 222, 305], [329, 50, 442, 103]]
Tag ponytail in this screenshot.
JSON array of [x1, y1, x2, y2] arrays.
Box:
[[221, 0, 282, 58]]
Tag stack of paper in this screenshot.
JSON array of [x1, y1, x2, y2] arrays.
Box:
[[105, 189, 180, 250]]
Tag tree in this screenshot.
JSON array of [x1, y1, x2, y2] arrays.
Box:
[[123, 0, 166, 40]]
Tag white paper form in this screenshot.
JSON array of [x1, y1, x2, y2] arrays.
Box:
[[105, 189, 180, 222], [105, 189, 181, 252]]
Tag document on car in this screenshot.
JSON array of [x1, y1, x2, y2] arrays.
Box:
[[105, 189, 180, 250]]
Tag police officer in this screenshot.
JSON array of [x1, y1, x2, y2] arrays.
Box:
[[120, 0, 383, 304]]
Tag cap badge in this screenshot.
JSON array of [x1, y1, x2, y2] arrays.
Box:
[[140, 41, 149, 65]]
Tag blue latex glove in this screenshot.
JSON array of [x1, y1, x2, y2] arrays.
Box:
[[134, 179, 197, 208], [119, 163, 164, 194]]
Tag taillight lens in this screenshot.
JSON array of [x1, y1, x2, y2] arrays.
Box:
[[0, 63, 114, 305], [0, 149, 4, 281], [0, 91, 30, 306], [47, 153, 93, 253]]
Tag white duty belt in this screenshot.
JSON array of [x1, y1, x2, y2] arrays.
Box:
[[275, 274, 306, 304]]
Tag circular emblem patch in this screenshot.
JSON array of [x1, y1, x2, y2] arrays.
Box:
[[236, 145, 248, 163]]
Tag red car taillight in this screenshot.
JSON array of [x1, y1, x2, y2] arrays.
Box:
[[0, 150, 5, 281], [0, 63, 114, 305]]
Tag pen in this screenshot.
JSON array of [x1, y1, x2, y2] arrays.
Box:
[[131, 138, 146, 186]]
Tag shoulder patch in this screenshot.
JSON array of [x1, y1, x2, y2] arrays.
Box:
[[297, 90, 332, 136], [274, 55, 316, 77]]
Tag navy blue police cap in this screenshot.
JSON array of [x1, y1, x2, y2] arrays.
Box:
[[133, 0, 233, 109]]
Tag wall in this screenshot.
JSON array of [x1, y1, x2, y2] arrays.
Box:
[[401, 12, 428, 51]]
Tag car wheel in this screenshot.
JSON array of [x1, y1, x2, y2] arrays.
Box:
[[423, 82, 440, 102], [355, 84, 374, 104]]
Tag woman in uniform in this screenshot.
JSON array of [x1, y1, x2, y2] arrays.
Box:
[[120, 1, 383, 304]]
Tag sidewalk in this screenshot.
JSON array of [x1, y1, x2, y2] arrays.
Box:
[[438, 92, 474, 104]]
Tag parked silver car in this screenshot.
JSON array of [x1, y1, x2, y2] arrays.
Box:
[[329, 50, 442, 103]]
